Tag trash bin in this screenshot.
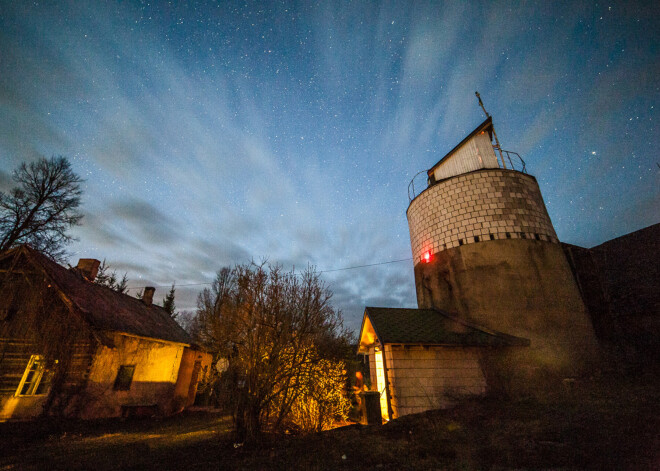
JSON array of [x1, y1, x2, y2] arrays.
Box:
[[360, 391, 382, 425]]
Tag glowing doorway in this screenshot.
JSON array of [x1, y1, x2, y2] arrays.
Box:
[[374, 349, 389, 420]]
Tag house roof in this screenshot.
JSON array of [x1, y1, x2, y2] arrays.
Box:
[[427, 116, 494, 178], [358, 307, 529, 353], [1, 245, 192, 345]]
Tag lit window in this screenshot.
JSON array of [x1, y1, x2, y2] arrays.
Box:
[[114, 365, 136, 391], [16, 355, 52, 396]]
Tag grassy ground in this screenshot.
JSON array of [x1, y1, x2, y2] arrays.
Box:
[[0, 410, 232, 470], [1, 372, 658, 470]]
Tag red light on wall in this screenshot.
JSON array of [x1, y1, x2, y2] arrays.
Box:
[[422, 251, 432, 263]]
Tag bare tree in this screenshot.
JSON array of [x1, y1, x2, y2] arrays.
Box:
[[191, 263, 352, 442], [0, 156, 83, 260]]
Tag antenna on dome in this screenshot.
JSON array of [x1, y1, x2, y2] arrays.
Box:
[[475, 91, 506, 169], [475, 91, 490, 118]]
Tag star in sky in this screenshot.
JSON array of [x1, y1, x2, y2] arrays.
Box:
[[0, 1, 657, 331]]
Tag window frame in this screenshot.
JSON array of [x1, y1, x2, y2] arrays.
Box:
[[15, 355, 50, 397]]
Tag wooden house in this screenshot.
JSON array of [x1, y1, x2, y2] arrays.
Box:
[[0, 245, 212, 420], [357, 307, 528, 420]]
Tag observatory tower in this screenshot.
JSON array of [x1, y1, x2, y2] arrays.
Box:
[[407, 117, 597, 371]]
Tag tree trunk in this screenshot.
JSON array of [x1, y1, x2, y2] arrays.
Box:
[[234, 396, 262, 443]]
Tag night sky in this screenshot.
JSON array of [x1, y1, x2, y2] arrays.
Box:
[[1, 1, 658, 332]]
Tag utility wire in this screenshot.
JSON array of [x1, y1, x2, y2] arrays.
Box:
[[125, 257, 413, 290], [319, 257, 412, 273]]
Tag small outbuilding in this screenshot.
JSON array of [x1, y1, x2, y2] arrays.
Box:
[[0, 245, 212, 420], [357, 307, 529, 420]]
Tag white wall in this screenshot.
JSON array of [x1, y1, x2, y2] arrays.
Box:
[[432, 132, 499, 181], [383, 345, 486, 418]]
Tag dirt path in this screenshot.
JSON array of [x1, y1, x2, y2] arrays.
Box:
[[0, 411, 232, 471]]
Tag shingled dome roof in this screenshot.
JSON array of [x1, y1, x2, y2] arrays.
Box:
[[1, 245, 192, 345], [358, 307, 529, 353]]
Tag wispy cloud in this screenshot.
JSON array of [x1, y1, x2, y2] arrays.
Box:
[[1, 1, 657, 331]]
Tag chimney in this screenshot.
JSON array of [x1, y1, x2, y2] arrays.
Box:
[[76, 259, 101, 281], [143, 287, 155, 307]]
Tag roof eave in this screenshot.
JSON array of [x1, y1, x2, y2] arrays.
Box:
[[106, 330, 191, 347], [434, 309, 530, 346], [357, 308, 383, 355], [360, 306, 530, 348]]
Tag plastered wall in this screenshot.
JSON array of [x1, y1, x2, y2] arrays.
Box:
[[414, 240, 599, 372], [173, 347, 213, 410], [76, 333, 185, 418]]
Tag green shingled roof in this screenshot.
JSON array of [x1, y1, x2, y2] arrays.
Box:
[[363, 307, 529, 347]]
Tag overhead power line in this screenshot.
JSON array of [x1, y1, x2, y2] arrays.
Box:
[[319, 257, 412, 273], [125, 257, 413, 290]]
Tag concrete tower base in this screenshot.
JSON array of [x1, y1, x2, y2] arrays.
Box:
[[414, 238, 599, 374]]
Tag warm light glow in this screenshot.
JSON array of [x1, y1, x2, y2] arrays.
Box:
[[374, 350, 389, 421], [422, 250, 432, 263]]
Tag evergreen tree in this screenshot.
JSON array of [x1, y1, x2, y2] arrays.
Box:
[[162, 283, 176, 318], [94, 259, 128, 294]]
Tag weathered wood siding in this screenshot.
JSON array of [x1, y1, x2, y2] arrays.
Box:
[[0, 340, 96, 419], [1, 262, 96, 419], [0, 339, 34, 397], [384, 345, 486, 418], [432, 132, 499, 181]]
